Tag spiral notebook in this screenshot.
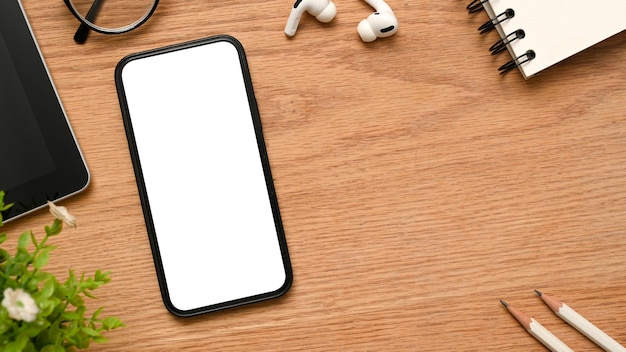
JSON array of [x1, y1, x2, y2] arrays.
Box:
[[467, 0, 626, 78]]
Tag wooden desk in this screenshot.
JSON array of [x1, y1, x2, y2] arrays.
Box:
[[5, 0, 626, 350]]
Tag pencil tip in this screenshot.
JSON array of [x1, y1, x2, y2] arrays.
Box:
[[499, 299, 508, 308], [534, 289, 543, 297]]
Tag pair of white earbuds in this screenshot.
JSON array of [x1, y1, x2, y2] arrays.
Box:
[[284, 0, 398, 42]]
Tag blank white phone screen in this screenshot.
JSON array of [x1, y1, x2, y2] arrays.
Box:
[[120, 40, 287, 313]]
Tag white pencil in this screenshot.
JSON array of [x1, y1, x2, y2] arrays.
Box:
[[535, 290, 626, 352], [500, 299, 573, 352]]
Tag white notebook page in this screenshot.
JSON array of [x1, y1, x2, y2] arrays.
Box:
[[484, 0, 626, 78]]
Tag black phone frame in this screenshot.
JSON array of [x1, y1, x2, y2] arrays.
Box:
[[114, 35, 293, 317]]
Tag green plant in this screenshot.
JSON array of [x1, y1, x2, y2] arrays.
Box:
[[0, 191, 124, 351]]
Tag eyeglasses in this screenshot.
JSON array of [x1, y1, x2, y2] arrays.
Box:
[[63, 0, 159, 43]]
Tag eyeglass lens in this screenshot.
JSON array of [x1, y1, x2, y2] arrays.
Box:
[[68, 0, 158, 34]]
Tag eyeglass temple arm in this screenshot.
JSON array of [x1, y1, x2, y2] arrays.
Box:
[[73, 0, 104, 43]]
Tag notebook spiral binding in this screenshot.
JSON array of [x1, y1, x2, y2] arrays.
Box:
[[466, 0, 488, 14], [467, 0, 536, 75]]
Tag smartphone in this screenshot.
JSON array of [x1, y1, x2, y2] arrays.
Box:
[[115, 35, 292, 317]]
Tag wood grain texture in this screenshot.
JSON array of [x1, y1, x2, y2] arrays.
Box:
[[3, 0, 626, 350]]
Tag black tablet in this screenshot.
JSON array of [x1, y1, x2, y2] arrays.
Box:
[[0, 0, 89, 222]]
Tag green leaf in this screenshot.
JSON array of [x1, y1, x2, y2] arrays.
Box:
[[0, 248, 10, 263], [77, 337, 91, 350], [5, 332, 29, 351], [0, 191, 10, 208], [24, 275, 41, 292], [42, 345, 66, 352], [102, 316, 125, 330], [33, 248, 52, 269], [65, 334, 77, 346], [53, 284, 67, 300], [80, 327, 101, 337], [30, 232, 38, 248], [67, 270, 77, 285], [44, 320, 62, 346], [7, 262, 26, 276], [4, 344, 22, 352], [0, 191, 13, 225], [93, 335, 108, 344], [68, 294, 85, 307], [0, 320, 10, 335], [44, 219, 63, 237], [22, 323, 45, 338], [18, 231, 31, 249], [0, 233, 7, 244], [91, 307, 104, 320], [95, 270, 112, 283], [62, 311, 81, 320], [38, 297, 61, 317], [15, 248, 31, 263], [41, 279, 56, 298]]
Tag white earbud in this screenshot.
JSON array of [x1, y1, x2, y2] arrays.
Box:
[[284, 0, 337, 37], [357, 0, 398, 42]]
